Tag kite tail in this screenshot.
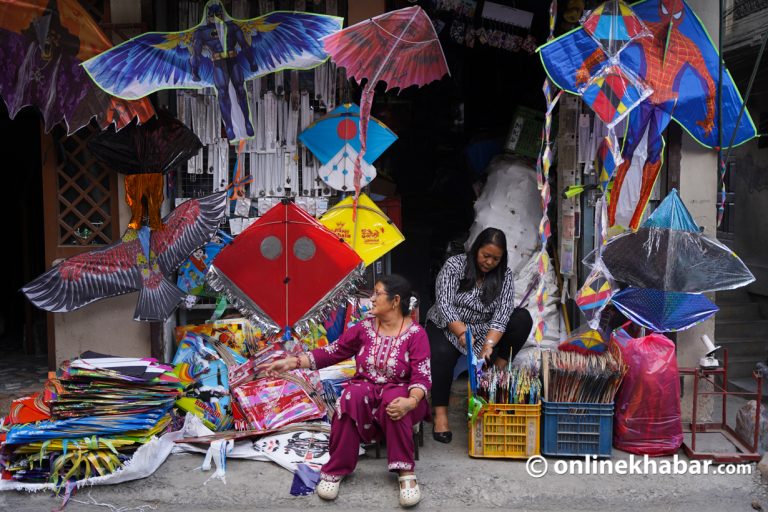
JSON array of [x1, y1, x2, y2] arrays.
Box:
[[353, 84, 376, 204], [134, 277, 184, 321]]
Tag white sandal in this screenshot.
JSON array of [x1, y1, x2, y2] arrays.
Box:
[[316, 478, 341, 500], [398, 475, 421, 507]]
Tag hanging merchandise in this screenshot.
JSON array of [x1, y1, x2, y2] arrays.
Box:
[[177, 230, 233, 297], [578, 64, 651, 128], [22, 192, 228, 322], [611, 287, 718, 332], [533, 0, 561, 344], [539, 0, 758, 229], [594, 189, 755, 293], [612, 330, 683, 456], [206, 200, 365, 336], [321, 5, 449, 198], [0, 0, 154, 135], [83, 0, 342, 142], [88, 109, 203, 175], [581, 0, 650, 56], [298, 104, 398, 192], [88, 109, 204, 230], [595, 134, 622, 193], [318, 193, 404, 266], [575, 259, 618, 329]]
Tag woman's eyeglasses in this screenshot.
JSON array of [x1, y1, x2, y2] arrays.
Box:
[[370, 290, 389, 299]]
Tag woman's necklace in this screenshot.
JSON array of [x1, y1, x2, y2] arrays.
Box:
[[375, 316, 406, 339], [373, 317, 406, 369]]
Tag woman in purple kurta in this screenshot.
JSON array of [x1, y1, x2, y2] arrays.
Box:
[[266, 275, 431, 507]]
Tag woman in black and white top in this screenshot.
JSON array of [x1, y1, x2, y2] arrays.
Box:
[[425, 227, 533, 443]]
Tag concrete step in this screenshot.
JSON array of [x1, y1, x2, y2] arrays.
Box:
[[718, 338, 768, 358], [715, 319, 768, 339], [728, 377, 768, 402], [716, 289, 752, 303], [715, 302, 762, 321], [725, 355, 767, 381]]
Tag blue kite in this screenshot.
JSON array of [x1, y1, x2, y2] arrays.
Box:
[[539, 0, 757, 229], [83, 0, 342, 141]]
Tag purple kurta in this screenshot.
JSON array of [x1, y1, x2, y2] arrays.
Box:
[[307, 318, 432, 478]]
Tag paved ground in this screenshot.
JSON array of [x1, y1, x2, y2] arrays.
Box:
[[0, 355, 765, 511], [0, 351, 48, 418]]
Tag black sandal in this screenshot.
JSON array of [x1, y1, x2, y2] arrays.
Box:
[[432, 430, 452, 443]]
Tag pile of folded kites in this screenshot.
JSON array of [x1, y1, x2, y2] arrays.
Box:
[[0, 353, 182, 485]]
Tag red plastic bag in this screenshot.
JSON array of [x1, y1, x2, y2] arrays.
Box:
[[612, 330, 683, 456]]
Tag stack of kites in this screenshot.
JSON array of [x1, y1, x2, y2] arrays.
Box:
[[171, 333, 247, 432], [577, 189, 755, 333], [1, 353, 181, 484]]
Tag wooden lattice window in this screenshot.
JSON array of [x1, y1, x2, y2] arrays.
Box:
[[42, 123, 120, 261]]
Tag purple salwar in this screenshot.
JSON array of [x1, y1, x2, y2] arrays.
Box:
[[307, 319, 432, 480]]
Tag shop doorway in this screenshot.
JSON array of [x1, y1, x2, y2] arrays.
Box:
[[0, 105, 47, 368]]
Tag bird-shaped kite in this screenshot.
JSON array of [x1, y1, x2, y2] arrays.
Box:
[[0, 0, 154, 134], [82, 0, 342, 142], [22, 192, 228, 321], [321, 5, 449, 197]]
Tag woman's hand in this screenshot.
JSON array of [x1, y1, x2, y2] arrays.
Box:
[[386, 397, 417, 421], [457, 332, 467, 348], [479, 343, 494, 362], [263, 356, 297, 376]]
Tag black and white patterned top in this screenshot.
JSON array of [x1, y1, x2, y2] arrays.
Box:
[[426, 253, 515, 356]]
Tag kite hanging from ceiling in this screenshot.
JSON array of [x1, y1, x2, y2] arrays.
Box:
[[82, 0, 342, 142], [320, 5, 449, 198], [539, 0, 757, 229], [0, 0, 154, 134]]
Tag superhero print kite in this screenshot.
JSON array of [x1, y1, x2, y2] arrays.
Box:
[[539, 0, 757, 229], [83, 0, 342, 142]]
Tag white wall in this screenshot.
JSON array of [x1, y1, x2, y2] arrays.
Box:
[[675, 0, 720, 421]]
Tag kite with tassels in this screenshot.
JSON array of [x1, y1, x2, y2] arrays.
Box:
[[321, 5, 449, 200], [206, 199, 365, 338], [532, 0, 561, 344]]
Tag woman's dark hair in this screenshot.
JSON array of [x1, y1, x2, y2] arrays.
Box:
[[459, 228, 508, 306], [377, 274, 417, 317]]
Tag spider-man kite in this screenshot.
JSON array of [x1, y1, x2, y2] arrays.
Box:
[[540, 0, 757, 229]]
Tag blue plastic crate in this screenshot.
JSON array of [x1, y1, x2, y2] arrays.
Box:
[[542, 401, 613, 458]]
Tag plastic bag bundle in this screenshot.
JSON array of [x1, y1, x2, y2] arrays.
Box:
[[612, 330, 683, 455]]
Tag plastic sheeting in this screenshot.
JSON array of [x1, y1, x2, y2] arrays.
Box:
[[0, 428, 181, 492], [612, 330, 683, 456], [592, 190, 755, 293]]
